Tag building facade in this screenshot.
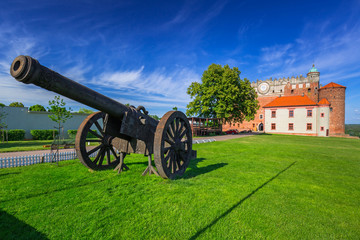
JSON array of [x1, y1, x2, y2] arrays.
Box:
[[222, 65, 346, 137]]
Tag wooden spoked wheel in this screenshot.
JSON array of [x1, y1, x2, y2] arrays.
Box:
[[75, 112, 120, 170], [154, 111, 192, 179]]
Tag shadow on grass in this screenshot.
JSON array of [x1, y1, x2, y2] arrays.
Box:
[[189, 161, 297, 240], [178, 158, 228, 179], [0, 177, 111, 204], [0, 172, 21, 177], [0, 210, 48, 239]]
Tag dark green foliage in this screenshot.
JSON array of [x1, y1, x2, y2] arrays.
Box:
[[30, 129, 58, 140], [0, 129, 25, 141], [77, 108, 94, 114], [0, 103, 5, 107], [29, 104, 46, 112], [187, 64, 259, 123], [345, 124, 360, 137], [172, 106, 178, 111], [149, 114, 160, 120], [9, 102, 24, 107], [67, 129, 98, 139]]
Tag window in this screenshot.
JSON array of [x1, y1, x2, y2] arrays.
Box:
[[291, 89, 294, 94], [307, 123, 312, 131], [289, 110, 294, 118], [321, 113, 324, 117], [307, 109, 312, 117], [238, 124, 240, 127], [271, 123, 276, 130], [252, 123, 255, 127], [289, 123, 294, 131], [308, 88, 311, 93], [271, 111, 276, 118], [259, 114, 263, 119], [320, 126, 324, 131]]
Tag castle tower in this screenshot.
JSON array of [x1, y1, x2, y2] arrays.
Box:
[[306, 64, 320, 102], [318, 82, 346, 135]]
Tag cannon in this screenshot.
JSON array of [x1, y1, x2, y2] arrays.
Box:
[[10, 55, 196, 179]]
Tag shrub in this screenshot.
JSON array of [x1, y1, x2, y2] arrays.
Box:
[[67, 129, 98, 139], [0, 129, 26, 141], [31, 129, 58, 140]]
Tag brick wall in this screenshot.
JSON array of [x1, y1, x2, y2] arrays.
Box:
[[319, 87, 345, 135]]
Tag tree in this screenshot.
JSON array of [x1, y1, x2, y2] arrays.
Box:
[[149, 114, 160, 120], [29, 104, 46, 112], [186, 64, 259, 123], [47, 96, 72, 163], [0, 103, 5, 107], [9, 102, 24, 107], [172, 106, 178, 111], [77, 108, 94, 114]]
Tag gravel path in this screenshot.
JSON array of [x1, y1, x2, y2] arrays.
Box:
[[0, 132, 261, 158]]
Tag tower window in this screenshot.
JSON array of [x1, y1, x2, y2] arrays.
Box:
[[289, 110, 294, 117], [289, 123, 294, 131], [308, 88, 311, 93], [271, 123, 276, 130], [291, 89, 294, 94], [307, 123, 312, 131]]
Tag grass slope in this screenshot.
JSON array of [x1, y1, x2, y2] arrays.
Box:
[[0, 134, 359, 239]]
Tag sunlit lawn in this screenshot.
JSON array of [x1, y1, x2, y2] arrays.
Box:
[[0, 134, 359, 239]]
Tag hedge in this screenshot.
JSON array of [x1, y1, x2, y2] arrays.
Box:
[[30, 129, 59, 140], [67, 129, 99, 139], [0, 129, 25, 141]]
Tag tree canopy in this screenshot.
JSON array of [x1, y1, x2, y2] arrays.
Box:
[[186, 64, 259, 123], [77, 108, 94, 114], [9, 102, 24, 107], [29, 104, 46, 112]]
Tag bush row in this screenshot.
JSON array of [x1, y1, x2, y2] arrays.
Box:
[[0, 129, 26, 141], [30, 130, 59, 140], [67, 129, 98, 139]]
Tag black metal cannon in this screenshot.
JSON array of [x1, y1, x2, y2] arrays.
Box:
[[10, 55, 196, 179]]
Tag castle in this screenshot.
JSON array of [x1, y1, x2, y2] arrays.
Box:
[[222, 65, 346, 137]]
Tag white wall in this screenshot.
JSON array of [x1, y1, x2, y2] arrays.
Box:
[[264, 106, 329, 136]]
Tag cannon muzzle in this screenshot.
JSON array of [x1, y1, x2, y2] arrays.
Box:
[[10, 55, 130, 119]]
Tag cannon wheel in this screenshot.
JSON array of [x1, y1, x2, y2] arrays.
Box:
[[154, 111, 192, 179], [76, 112, 120, 170]]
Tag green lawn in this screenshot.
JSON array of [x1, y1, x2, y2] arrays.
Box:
[[0, 134, 359, 239], [0, 140, 54, 153]]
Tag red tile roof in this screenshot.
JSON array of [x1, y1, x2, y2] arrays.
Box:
[[320, 82, 346, 89], [318, 98, 330, 105], [263, 95, 317, 108]]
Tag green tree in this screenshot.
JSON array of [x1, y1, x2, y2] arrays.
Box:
[[149, 114, 160, 120], [47, 96, 72, 162], [78, 108, 94, 114], [0, 103, 5, 107], [9, 102, 24, 107], [172, 106, 178, 111], [186, 64, 259, 123], [29, 104, 46, 112], [0, 105, 7, 142]]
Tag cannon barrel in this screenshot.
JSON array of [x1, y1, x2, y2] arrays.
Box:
[[10, 55, 131, 120]]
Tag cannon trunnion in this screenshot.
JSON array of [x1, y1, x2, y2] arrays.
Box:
[[10, 55, 195, 179]]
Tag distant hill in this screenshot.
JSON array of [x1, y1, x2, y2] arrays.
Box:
[[345, 124, 360, 137]]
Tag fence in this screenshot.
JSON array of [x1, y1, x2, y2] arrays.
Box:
[[0, 139, 216, 169], [0, 151, 99, 169]]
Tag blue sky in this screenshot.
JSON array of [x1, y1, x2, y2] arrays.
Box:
[[0, 0, 359, 123]]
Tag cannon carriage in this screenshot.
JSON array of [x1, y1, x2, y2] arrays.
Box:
[[10, 55, 196, 179]]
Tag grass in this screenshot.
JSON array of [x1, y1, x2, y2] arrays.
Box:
[[0, 140, 54, 153], [0, 134, 359, 239]]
